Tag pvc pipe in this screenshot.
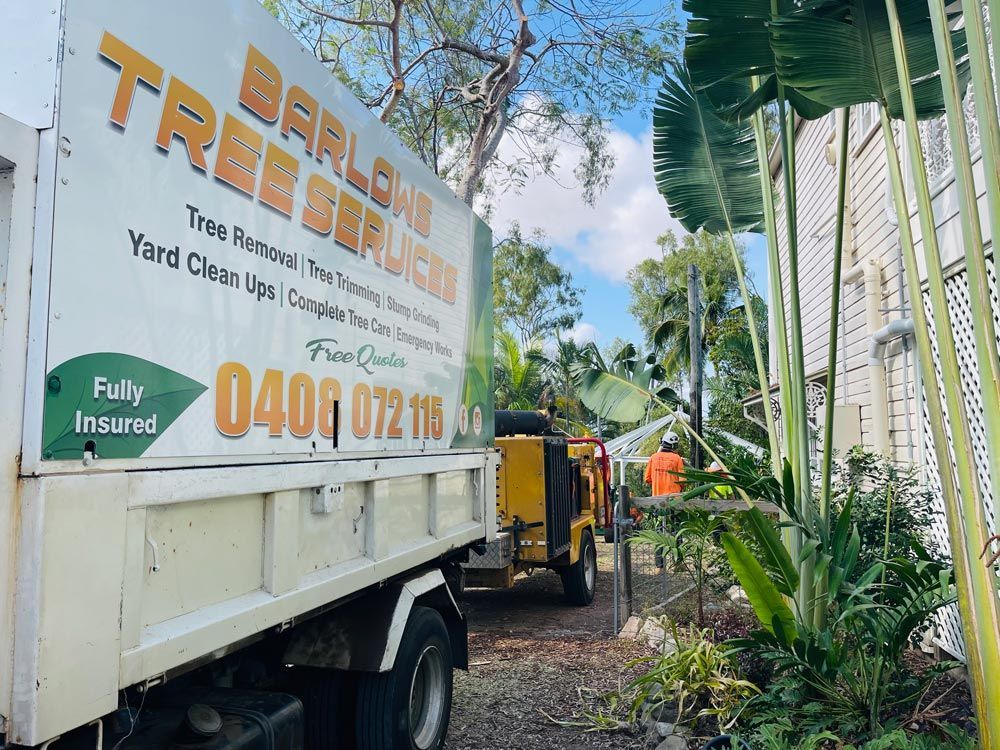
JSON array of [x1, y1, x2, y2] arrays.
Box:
[[867, 317, 914, 454], [841, 257, 888, 452], [868, 318, 916, 366]]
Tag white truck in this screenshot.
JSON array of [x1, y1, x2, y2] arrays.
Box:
[[0, 2, 496, 748]]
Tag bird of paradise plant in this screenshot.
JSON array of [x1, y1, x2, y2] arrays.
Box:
[[642, 0, 1000, 744]]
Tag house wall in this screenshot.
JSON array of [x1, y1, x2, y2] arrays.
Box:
[[769, 94, 996, 662], [770, 109, 920, 464]]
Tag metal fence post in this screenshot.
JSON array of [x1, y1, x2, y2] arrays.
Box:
[[613, 499, 620, 634], [660, 513, 670, 601], [620, 485, 633, 622]]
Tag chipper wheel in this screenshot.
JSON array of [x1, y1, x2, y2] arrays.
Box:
[[561, 528, 597, 606]]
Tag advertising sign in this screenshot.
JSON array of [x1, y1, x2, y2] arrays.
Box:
[[41, 0, 494, 461]]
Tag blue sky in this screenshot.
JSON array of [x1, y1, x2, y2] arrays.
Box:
[[573, 105, 770, 349], [489, 100, 770, 353]]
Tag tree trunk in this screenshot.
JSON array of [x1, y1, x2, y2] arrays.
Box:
[[454, 0, 533, 205]]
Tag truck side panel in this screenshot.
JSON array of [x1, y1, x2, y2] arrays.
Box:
[[11, 475, 128, 745], [0, 2, 60, 129], [10, 451, 496, 745], [3, 0, 497, 743], [0, 113, 40, 739]]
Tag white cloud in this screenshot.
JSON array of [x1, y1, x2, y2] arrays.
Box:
[[568, 321, 599, 346], [484, 126, 686, 281], [539, 321, 598, 358]]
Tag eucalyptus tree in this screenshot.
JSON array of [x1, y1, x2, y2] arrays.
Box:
[[492, 224, 582, 347], [268, 0, 677, 205]]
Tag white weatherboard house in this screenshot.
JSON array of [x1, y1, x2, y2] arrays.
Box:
[[746, 93, 998, 660]]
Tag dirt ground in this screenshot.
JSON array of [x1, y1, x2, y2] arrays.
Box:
[[446, 542, 654, 750]]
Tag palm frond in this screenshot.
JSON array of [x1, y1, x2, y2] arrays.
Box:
[[653, 63, 764, 236], [683, 0, 833, 119], [770, 0, 969, 119], [494, 329, 547, 410], [574, 345, 678, 423]]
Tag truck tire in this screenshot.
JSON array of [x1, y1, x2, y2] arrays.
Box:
[[298, 667, 357, 750], [355, 606, 453, 750], [562, 528, 597, 606]]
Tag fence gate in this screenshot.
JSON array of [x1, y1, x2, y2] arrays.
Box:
[[612, 487, 684, 633]]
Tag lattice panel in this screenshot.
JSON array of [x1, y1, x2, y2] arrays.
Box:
[[920, 255, 1000, 661]]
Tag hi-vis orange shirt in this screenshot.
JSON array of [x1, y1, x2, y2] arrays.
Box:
[[644, 451, 685, 495]]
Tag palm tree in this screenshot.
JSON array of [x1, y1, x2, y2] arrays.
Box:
[[537, 334, 586, 432], [652, 281, 731, 378], [493, 329, 546, 411]]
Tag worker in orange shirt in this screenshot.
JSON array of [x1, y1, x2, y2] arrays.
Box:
[[644, 431, 686, 497]]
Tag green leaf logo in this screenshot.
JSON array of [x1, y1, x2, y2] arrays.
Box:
[[42, 353, 207, 460]]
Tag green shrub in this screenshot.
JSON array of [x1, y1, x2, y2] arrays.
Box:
[[690, 457, 957, 742], [732, 719, 977, 750], [626, 620, 759, 730], [832, 448, 942, 571], [629, 507, 733, 624], [710, 605, 774, 689]]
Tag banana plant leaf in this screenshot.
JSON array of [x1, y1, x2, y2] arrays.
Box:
[[683, 0, 833, 119], [653, 63, 764, 236], [720, 531, 797, 639], [743, 506, 800, 598], [573, 343, 678, 423], [770, 0, 969, 119]]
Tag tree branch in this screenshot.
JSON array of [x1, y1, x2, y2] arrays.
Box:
[[439, 38, 508, 65], [378, 0, 406, 121], [297, 0, 393, 28], [368, 43, 445, 109]]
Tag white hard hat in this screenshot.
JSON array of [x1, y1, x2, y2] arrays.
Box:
[[661, 431, 679, 447], [710, 461, 721, 471]]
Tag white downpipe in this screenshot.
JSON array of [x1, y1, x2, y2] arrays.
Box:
[[869, 318, 916, 364], [843, 256, 889, 453], [867, 318, 915, 454]]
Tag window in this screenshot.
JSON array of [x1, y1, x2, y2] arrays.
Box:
[[854, 101, 879, 149]]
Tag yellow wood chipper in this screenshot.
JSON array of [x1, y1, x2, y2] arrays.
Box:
[[462, 410, 611, 605]]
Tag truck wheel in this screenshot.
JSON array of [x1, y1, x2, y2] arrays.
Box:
[[356, 606, 453, 750], [562, 529, 597, 606], [298, 667, 357, 750]]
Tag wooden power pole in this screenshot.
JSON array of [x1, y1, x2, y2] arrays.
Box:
[[687, 264, 703, 469]]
